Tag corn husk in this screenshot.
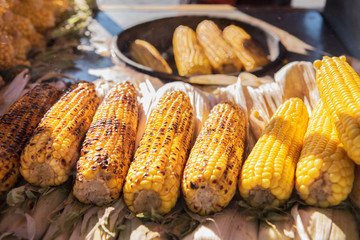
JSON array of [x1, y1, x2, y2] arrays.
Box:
[[291, 204, 359, 240], [350, 166, 360, 209], [183, 207, 258, 240], [0, 184, 70, 240], [258, 212, 295, 240]]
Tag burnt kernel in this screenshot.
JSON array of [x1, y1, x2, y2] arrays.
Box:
[[229, 180, 233, 185], [95, 147, 103, 151], [61, 159, 66, 166], [190, 181, 197, 189], [220, 185, 223, 190]]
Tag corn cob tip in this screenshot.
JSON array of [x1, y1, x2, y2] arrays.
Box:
[[131, 189, 162, 213], [313, 59, 322, 69], [73, 177, 113, 206]]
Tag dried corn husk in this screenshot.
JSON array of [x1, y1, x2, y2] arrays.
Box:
[[291, 204, 359, 240], [183, 208, 258, 240], [350, 166, 360, 209], [0, 184, 69, 240], [258, 212, 295, 240]]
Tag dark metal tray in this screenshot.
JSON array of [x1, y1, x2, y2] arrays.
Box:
[[112, 15, 285, 81]]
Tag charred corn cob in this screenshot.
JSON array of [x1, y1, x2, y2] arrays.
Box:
[[172, 25, 212, 76], [296, 100, 355, 207], [314, 56, 360, 164], [129, 39, 173, 74], [223, 25, 269, 71], [182, 101, 246, 215], [20, 82, 99, 187], [196, 20, 242, 74], [0, 84, 62, 194], [239, 98, 308, 208], [123, 91, 194, 215], [73, 81, 138, 206], [350, 166, 360, 209]]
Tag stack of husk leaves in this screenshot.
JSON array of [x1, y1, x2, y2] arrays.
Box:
[[0, 61, 359, 239]]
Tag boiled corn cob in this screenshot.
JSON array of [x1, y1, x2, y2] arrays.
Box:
[[239, 98, 308, 208], [182, 101, 246, 215], [123, 90, 194, 215], [129, 39, 173, 74], [172, 25, 212, 76], [196, 20, 242, 74], [314, 56, 360, 164], [20, 82, 99, 187], [73, 81, 138, 206], [0, 84, 62, 194], [350, 166, 360, 209], [223, 25, 269, 71], [296, 100, 355, 207]]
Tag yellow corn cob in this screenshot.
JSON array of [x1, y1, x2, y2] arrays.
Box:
[[223, 25, 269, 71], [239, 98, 308, 208], [20, 82, 99, 187], [350, 166, 360, 209], [196, 20, 242, 74], [182, 101, 246, 215], [73, 81, 138, 206], [296, 100, 355, 207], [123, 90, 193, 215], [0, 84, 62, 194], [129, 39, 173, 74], [314, 56, 360, 164], [172, 25, 212, 76]]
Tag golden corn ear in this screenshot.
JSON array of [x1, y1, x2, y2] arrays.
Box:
[[130, 39, 173, 74], [196, 20, 242, 74], [223, 25, 269, 71], [173, 25, 212, 76], [314, 56, 360, 164], [73, 81, 138, 206], [123, 91, 193, 215], [239, 98, 308, 208], [182, 101, 246, 215], [296, 100, 355, 207], [0, 84, 62, 194], [350, 166, 360, 209], [20, 82, 99, 187]]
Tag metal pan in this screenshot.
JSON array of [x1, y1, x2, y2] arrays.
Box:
[[112, 15, 286, 83]]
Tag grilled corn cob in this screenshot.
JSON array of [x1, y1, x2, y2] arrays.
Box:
[[196, 20, 242, 74], [296, 100, 355, 207], [314, 56, 360, 164], [239, 98, 308, 208], [182, 101, 246, 215], [123, 90, 193, 215], [73, 81, 138, 206], [20, 82, 99, 187], [129, 39, 173, 74], [173, 25, 212, 76], [350, 166, 360, 209], [0, 84, 62, 194], [223, 25, 269, 71]]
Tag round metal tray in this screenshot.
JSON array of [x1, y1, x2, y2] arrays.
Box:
[[112, 15, 286, 82]]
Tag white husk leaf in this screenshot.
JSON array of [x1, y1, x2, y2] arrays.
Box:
[[291, 204, 359, 240], [183, 208, 258, 240], [258, 212, 295, 240]]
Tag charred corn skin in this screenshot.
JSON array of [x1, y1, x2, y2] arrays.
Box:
[[130, 39, 173, 74], [296, 100, 355, 207], [20, 82, 99, 187], [173, 25, 212, 76], [123, 91, 194, 215], [314, 56, 360, 164], [73, 82, 138, 206], [222, 25, 269, 71], [239, 98, 309, 208], [0, 84, 62, 194], [196, 20, 242, 74], [182, 101, 246, 215]]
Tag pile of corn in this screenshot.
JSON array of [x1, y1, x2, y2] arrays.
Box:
[[0, 0, 69, 70], [1, 56, 360, 239]]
